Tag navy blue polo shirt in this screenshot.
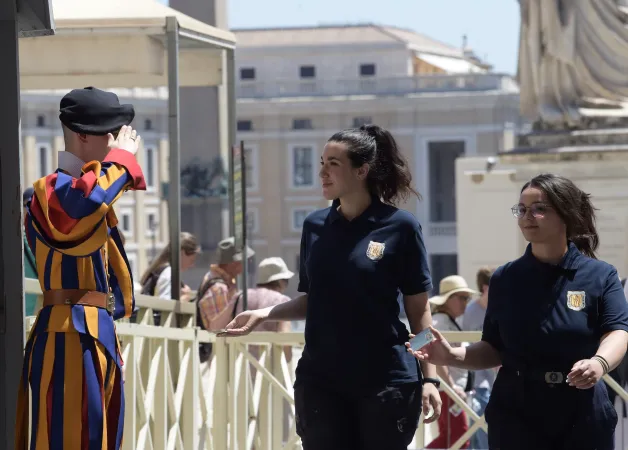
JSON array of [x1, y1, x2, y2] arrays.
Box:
[[295, 197, 432, 392], [483, 242, 628, 372]]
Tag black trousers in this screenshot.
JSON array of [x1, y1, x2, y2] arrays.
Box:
[[486, 370, 618, 450], [294, 381, 422, 450]]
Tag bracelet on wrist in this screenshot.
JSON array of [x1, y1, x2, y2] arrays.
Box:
[[422, 377, 441, 389], [592, 355, 610, 375]]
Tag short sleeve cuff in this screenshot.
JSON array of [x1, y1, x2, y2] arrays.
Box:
[[601, 324, 628, 335], [400, 279, 433, 296]]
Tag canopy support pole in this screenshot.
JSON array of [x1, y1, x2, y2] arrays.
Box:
[[0, 0, 25, 446], [167, 16, 181, 301]]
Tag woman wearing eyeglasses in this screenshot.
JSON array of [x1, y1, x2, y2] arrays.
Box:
[[408, 173, 628, 450]]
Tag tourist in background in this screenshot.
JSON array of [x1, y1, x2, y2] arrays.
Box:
[[427, 275, 474, 449], [234, 256, 295, 360], [140, 231, 200, 325], [463, 266, 496, 450], [140, 231, 200, 301], [195, 237, 254, 363]]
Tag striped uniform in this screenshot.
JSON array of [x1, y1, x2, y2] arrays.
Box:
[[16, 149, 146, 450]]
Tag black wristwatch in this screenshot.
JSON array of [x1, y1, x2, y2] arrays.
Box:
[[422, 377, 441, 388]]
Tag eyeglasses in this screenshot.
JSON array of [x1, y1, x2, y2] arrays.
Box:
[[511, 203, 553, 219]]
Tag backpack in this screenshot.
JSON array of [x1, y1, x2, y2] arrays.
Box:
[[194, 276, 241, 363], [137, 265, 175, 325]]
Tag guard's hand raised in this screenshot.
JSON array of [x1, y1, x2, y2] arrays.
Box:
[[108, 125, 141, 155]]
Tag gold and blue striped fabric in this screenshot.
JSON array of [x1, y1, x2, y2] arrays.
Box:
[[16, 149, 146, 450]]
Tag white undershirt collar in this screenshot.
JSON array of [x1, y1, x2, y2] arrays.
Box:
[[57, 151, 85, 178]]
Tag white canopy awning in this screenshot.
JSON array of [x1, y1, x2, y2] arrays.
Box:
[[18, 0, 236, 89], [416, 52, 485, 74]]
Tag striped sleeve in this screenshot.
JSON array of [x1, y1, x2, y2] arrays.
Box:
[[28, 149, 145, 256]]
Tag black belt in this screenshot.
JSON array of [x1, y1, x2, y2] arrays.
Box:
[[503, 366, 569, 385]]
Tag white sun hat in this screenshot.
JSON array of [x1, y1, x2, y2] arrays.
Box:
[[257, 257, 295, 284]]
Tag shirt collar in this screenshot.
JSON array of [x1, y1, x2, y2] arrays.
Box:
[[523, 241, 582, 271], [329, 196, 384, 224], [57, 151, 85, 178], [209, 264, 237, 288]]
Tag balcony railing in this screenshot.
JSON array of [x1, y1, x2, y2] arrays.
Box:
[[429, 221, 457, 237], [236, 73, 518, 99]]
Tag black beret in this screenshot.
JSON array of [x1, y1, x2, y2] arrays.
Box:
[[59, 87, 135, 136]]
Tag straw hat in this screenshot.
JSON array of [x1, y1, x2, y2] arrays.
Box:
[[257, 257, 294, 284], [429, 275, 477, 306]]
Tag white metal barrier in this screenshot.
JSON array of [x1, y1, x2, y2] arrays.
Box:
[[22, 279, 628, 449]]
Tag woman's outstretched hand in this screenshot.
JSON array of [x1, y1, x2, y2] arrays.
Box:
[[405, 326, 456, 367], [217, 309, 267, 336]]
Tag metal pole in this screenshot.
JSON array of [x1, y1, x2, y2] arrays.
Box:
[[167, 16, 181, 300], [0, 1, 24, 445], [226, 48, 236, 237], [240, 141, 248, 311]]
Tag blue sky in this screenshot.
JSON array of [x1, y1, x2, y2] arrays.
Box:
[[228, 0, 521, 74]]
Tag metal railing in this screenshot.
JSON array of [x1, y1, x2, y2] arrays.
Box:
[[428, 222, 457, 237], [236, 73, 518, 99], [22, 279, 628, 449]]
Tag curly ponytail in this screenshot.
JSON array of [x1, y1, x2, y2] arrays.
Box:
[[328, 124, 420, 205]]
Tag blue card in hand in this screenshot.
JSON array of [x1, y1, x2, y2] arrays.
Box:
[[409, 328, 435, 352]]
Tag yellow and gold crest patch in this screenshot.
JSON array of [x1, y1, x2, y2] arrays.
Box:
[[567, 291, 586, 311], [366, 241, 386, 261]]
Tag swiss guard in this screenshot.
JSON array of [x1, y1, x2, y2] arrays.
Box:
[[16, 87, 146, 450]]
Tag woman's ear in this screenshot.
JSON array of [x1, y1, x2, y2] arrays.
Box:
[[357, 163, 369, 180]]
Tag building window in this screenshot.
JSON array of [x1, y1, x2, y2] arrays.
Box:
[[144, 119, 153, 130], [300, 65, 316, 78], [291, 146, 314, 188], [36, 115, 46, 128], [359, 63, 376, 76], [145, 146, 158, 189], [122, 214, 130, 232], [37, 143, 52, 178], [243, 145, 258, 190], [146, 210, 159, 242], [428, 141, 465, 222], [237, 120, 253, 132], [292, 118, 313, 130], [292, 208, 315, 231], [352, 116, 372, 127], [240, 67, 256, 80], [430, 254, 458, 295], [119, 207, 134, 239]]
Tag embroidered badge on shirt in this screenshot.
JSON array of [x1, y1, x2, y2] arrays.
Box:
[[566, 291, 586, 311], [366, 241, 386, 261]]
